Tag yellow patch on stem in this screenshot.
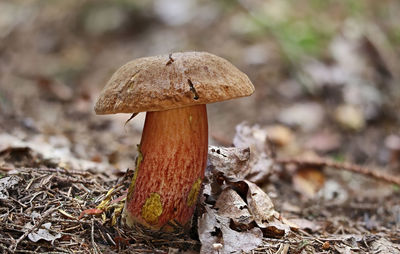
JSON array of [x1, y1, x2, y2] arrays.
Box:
[[127, 144, 143, 202], [187, 177, 202, 207], [141, 193, 163, 225]]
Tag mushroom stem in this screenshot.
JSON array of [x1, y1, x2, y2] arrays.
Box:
[[123, 104, 208, 231]]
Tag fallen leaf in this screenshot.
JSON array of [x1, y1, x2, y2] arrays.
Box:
[[305, 131, 341, 152], [0, 146, 39, 168], [265, 125, 294, 147], [25, 222, 61, 243], [220, 224, 263, 254], [278, 103, 325, 132], [334, 245, 352, 254], [0, 175, 21, 199], [208, 146, 250, 180], [78, 208, 103, 220], [234, 123, 269, 152], [244, 180, 278, 227], [198, 206, 222, 254], [286, 218, 321, 233], [241, 180, 290, 238], [215, 188, 253, 226], [385, 134, 400, 164], [318, 180, 348, 205], [0, 133, 111, 172], [261, 221, 290, 238], [370, 238, 400, 254], [334, 104, 365, 131], [233, 123, 274, 182], [292, 168, 325, 199], [198, 206, 263, 254], [281, 202, 301, 213]]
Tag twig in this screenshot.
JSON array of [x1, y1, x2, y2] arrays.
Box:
[[166, 53, 174, 66], [23, 167, 90, 176], [124, 113, 138, 127], [106, 233, 116, 246], [0, 243, 8, 251], [8, 206, 59, 252], [276, 157, 400, 185], [91, 219, 99, 254]]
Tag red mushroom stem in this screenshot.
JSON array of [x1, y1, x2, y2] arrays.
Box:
[[123, 104, 208, 231]]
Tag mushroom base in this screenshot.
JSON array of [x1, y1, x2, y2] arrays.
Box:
[[123, 104, 208, 231]]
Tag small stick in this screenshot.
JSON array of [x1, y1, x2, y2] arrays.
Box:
[[9, 206, 59, 252], [276, 157, 400, 186], [23, 167, 90, 176], [91, 219, 99, 254], [166, 53, 174, 65], [187, 79, 199, 100], [124, 113, 138, 127]]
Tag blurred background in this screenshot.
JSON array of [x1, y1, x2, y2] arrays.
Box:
[[1, 0, 400, 174]]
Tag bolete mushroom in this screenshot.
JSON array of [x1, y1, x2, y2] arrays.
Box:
[[95, 52, 254, 231]]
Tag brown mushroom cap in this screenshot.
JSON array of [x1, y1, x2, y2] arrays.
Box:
[[95, 51, 255, 114]]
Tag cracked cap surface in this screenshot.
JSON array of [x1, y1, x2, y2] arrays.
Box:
[[95, 52, 255, 114]]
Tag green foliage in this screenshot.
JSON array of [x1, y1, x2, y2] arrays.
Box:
[[272, 20, 331, 60], [332, 153, 345, 163], [230, 0, 386, 63]]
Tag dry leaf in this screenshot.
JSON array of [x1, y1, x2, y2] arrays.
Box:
[[215, 187, 253, 225], [286, 218, 321, 233], [220, 224, 263, 254], [0, 133, 111, 172], [334, 104, 365, 131], [370, 238, 400, 254], [233, 123, 274, 182], [78, 208, 103, 220], [208, 146, 250, 180], [244, 180, 278, 227], [198, 206, 221, 254], [261, 220, 290, 238], [305, 131, 341, 152], [0, 175, 20, 199], [318, 180, 348, 204], [198, 206, 262, 254], [242, 180, 290, 237], [25, 222, 61, 243], [265, 125, 294, 147], [292, 168, 325, 199], [277, 103, 325, 132]]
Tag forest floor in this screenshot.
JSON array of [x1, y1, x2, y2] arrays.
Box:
[[1, 0, 400, 253]]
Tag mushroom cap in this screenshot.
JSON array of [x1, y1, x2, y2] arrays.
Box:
[[95, 52, 255, 114]]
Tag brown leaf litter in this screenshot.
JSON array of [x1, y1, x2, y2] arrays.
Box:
[[1, 123, 400, 253], [0, 166, 198, 253]]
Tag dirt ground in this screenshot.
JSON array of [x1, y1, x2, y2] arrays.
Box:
[[0, 0, 399, 253]]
